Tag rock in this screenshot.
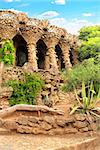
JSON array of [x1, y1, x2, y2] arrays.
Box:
[[43, 116, 55, 125], [0, 118, 4, 127], [0, 87, 13, 98], [32, 128, 47, 135], [64, 127, 78, 134], [56, 119, 66, 128], [73, 121, 88, 129], [79, 127, 89, 132], [16, 116, 28, 125], [49, 128, 64, 135], [45, 79, 51, 83], [45, 84, 51, 89], [74, 114, 86, 122], [28, 116, 39, 123], [28, 122, 39, 128], [88, 123, 97, 131], [40, 121, 52, 131], [65, 118, 74, 124], [4, 120, 17, 130], [17, 125, 32, 134]]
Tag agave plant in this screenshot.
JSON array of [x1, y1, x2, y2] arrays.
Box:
[[70, 81, 100, 118]]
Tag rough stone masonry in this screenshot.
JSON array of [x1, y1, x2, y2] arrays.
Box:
[[0, 10, 79, 71]]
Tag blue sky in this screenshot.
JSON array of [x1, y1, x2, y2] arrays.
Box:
[[0, 0, 100, 34]]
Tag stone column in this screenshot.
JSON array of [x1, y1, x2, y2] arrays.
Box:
[[0, 62, 4, 88], [27, 43, 38, 70], [48, 46, 59, 72], [61, 44, 72, 69], [72, 48, 78, 65], [44, 53, 50, 70]]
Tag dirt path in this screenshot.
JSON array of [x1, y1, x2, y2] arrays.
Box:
[[0, 132, 100, 150]]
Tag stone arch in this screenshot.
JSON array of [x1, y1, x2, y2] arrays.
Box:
[[55, 44, 65, 70], [12, 34, 28, 67], [36, 39, 48, 69]]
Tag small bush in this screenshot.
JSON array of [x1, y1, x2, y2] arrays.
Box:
[[0, 40, 15, 65], [7, 73, 44, 106], [62, 58, 100, 92]]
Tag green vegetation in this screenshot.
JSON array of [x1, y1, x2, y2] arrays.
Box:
[[62, 58, 100, 92], [7, 73, 44, 106], [78, 26, 100, 61], [62, 25, 100, 116], [79, 26, 100, 41], [70, 81, 100, 117], [0, 40, 15, 65]]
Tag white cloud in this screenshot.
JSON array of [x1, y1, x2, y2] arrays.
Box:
[[82, 13, 94, 17], [4, 0, 21, 2], [4, 0, 13, 2], [51, 0, 66, 5], [38, 11, 59, 19], [18, 3, 30, 7], [50, 17, 96, 34]]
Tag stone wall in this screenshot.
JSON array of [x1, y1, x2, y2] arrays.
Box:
[[1, 65, 63, 107], [0, 112, 99, 135]]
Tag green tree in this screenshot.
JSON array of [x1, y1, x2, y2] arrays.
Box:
[[78, 37, 100, 61], [79, 26, 100, 41], [78, 25, 100, 61]]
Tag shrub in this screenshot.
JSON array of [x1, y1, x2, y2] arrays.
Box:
[[7, 73, 44, 106], [0, 40, 15, 65], [62, 58, 100, 92]]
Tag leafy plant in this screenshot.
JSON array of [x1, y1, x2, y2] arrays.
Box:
[[0, 40, 15, 65], [70, 81, 100, 118], [7, 73, 44, 106]]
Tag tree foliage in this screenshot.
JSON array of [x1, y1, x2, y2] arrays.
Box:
[[78, 26, 100, 61], [0, 40, 15, 65], [79, 26, 100, 41]]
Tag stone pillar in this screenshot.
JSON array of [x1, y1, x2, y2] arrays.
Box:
[[48, 46, 59, 72], [72, 48, 78, 65], [27, 43, 38, 70], [61, 44, 72, 69], [0, 62, 4, 88], [44, 53, 50, 70]]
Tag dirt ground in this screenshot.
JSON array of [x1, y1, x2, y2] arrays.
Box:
[[0, 132, 100, 150], [0, 92, 100, 150]]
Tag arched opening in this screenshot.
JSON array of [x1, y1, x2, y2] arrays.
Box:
[[36, 39, 47, 69], [12, 34, 28, 67], [55, 45, 65, 70]]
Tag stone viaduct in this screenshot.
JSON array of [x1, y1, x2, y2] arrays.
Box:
[[0, 10, 79, 72]]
